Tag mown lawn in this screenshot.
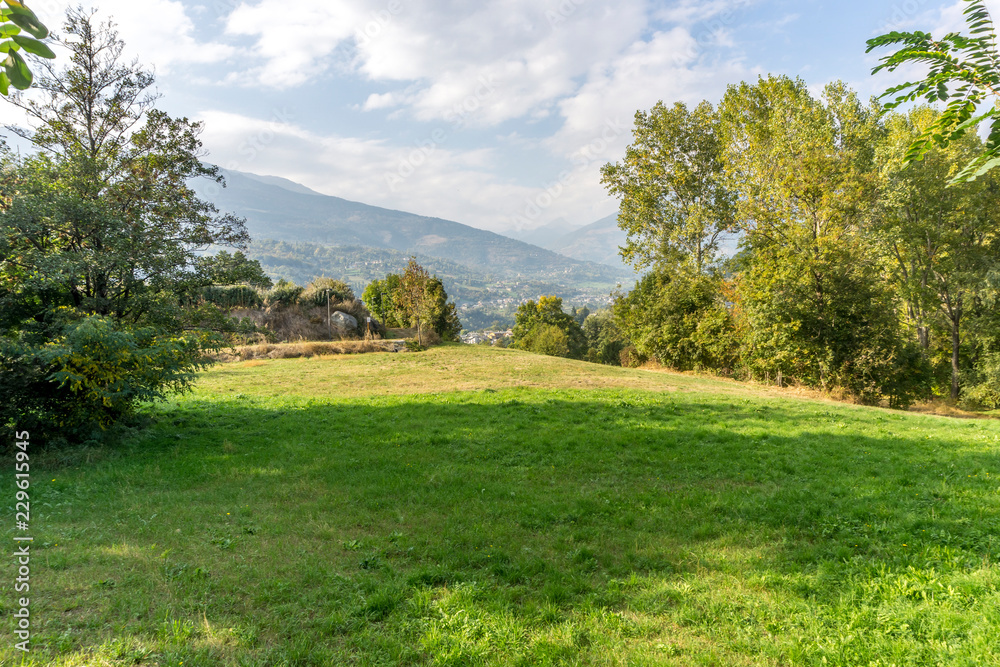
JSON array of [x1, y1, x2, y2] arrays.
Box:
[[5, 345, 1000, 665]]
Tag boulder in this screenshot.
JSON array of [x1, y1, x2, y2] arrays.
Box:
[[330, 311, 358, 333]]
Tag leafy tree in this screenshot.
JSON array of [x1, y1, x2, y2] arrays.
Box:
[[0, 10, 248, 438], [582, 308, 627, 366], [195, 251, 272, 290], [299, 277, 355, 308], [400, 259, 431, 345], [0, 0, 55, 94], [363, 275, 403, 326], [876, 106, 1000, 399], [613, 269, 736, 372], [719, 76, 929, 404], [601, 100, 736, 273], [362, 261, 461, 341], [867, 0, 1000, 183], [511, 296, 587, 359]]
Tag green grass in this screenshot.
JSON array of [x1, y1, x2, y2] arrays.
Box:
[[5, 345, 1000, 665]]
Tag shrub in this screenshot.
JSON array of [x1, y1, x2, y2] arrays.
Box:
[[1, 313, 208, 439], [197, 285, 264, 310], [511, 296, 587, 359], [299, 278, 356, 308], [264, 280, 305, 309]]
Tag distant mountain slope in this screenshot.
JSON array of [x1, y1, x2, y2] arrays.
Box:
[[547, 214, 630, 270], [509, 218, 584, 248], [195, 169, 629, 283]]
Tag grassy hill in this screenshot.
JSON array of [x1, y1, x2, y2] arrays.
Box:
[[10, 346, 1000, 665]]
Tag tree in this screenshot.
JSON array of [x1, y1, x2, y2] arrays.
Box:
[[362, 261, 461, 342], [0, 0, 55, 94], [0, 10, 248, 437], [601, 100, 736, 273], [613, 269, 735, 372], [877, 106, 1000, 399], [2, 9, 248, 327], [867, 0, 1000, 183], [719, 76, 928, 404], [511, 296, 587, 359]]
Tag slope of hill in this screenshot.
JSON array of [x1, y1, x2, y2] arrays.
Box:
[[20, 345, 1000, 666], [195, 169, 629, 283]]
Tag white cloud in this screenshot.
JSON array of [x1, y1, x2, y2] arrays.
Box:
[[36, 0, 236, 74], [224, 0, 648, 124]]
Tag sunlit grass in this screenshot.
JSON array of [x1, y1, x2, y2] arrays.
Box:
[[6, 345, 1000, 665]]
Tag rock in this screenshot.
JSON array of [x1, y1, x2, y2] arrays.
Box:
[[330, 311, 358, 333]]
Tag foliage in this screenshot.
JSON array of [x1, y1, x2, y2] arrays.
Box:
[[601, 100, 736, 273], [299, 277, 356, 308], [876, 106, 1000, 399], [192, 285, 264, 311], [0, 11, 248, 437], [582, 309, 627, 366], [867, 0, 1000, 183], [263, 279, 304, 309], [614, 270, 737, 372], [0, 0, 54, 95], [194, 251, 272, 290], [363, 261, 461, 341], [961, 352, 1000, 409], [511, 296, 587, 359], [0, 312, 208, 438]]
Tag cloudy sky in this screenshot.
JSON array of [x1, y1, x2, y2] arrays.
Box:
[[7, 0, 997, 235]]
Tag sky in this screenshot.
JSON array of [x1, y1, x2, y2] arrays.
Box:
[[4, 0, 998, 236]]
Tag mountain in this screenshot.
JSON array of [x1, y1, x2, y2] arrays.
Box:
[[546, 214, 630, 270], [509, 218, 584, 248], [195, 169, 629, 283]]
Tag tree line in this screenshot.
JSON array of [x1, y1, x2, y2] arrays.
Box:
[[519, 75, 999, 410]]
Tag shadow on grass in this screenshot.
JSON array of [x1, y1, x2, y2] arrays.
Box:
[[20, 389, 1000, 664]]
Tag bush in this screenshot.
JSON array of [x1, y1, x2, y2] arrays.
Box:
[[511, 296, 587, 359], [961, 353, 1000, 410], [196, 285, 264, 310], [1, 313, 208, 439], [299, 278, 356, 308], [583, 310, 627, 365], [264, 280, 305, 309]]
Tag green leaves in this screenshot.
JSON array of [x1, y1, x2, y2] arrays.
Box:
[[2, 1, 48, 38], [0, 0, 53, 94], [3, 47, 30, 89], [868, 0, 1000, 184], [12, 34, 54, 58]]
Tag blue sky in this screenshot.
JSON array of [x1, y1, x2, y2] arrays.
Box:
[[7, 0, 997, 235]]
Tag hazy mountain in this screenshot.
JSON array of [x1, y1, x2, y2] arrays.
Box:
[[195, 169, 629, 283], [509, 218, 584, 249], [546, 214, 630, 270]]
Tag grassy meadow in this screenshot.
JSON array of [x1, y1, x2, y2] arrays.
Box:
[[5, 344, 1000, 665]]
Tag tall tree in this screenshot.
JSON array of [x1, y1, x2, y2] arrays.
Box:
[[601, 100, 736, 274], [0, 10, 248, 437], [867, 0, 1000, 183], [2, 8, 247, 327], [877, 106, 1000, 399], [719, 76, 923, 403]]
